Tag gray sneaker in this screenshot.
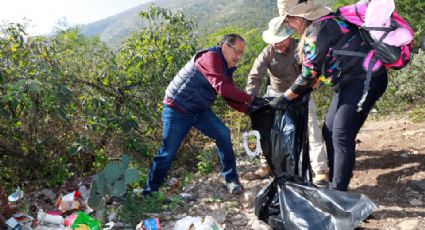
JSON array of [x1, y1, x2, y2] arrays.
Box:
[[226, 180, 244, 194]]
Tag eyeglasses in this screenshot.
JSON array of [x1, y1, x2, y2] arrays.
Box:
[[226, 43, 244, 56]]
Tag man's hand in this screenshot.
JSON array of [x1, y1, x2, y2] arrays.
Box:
[[251, 96, 270, 106], [269, 95, 290, 110], [247, 96, 271, 115]]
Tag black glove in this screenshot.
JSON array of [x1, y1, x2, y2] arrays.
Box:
[[247, 96, 271, 115], [269, 95, 291, 111], [251, 96, 270, 107]]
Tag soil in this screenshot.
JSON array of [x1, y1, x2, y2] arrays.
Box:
[[351, 117, 425, 229]]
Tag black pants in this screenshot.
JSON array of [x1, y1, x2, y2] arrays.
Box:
[[322, 72, 388, 191]]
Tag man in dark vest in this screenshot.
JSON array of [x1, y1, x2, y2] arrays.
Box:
[[143, 34, 268, 195]]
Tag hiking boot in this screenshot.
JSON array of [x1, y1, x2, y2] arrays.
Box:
[[313, 170, 329, 188], [226, 180, 244, 195], [254, 164, 271, 178]]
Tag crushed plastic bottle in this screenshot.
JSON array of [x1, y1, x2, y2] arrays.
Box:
[[8, 187, 24, 202]]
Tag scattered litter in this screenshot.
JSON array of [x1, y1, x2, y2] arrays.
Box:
[[8, 187, 24, 202], [64, 212, 79, 226], [5, 217, 19, 229], [174, 216, 222, 230], [56, 191, 81, 213], [78, 185, 90, 204], [136, 217, 161, 230], [37, 209, 64, 225], [12, 213, 34, 230], [71, 211, 101, 230], [242, 130, 262, 158], [103, 221, 115, 230]]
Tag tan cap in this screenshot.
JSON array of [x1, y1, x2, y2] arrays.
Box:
[[262, 17, 294, 44], [277, 0, 331, 21]]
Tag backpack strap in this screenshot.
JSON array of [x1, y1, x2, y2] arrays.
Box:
[[332, 50, 367, 58], [315, 13, 382, 113], [356, 55, 377, 113], [361, 27, 393, 32]]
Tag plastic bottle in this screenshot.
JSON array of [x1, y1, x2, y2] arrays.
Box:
[[37, 209, 64, 225]]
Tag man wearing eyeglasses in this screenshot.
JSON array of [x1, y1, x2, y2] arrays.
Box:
[[143, 34, 268, 196], [246, 17, 329, 186]]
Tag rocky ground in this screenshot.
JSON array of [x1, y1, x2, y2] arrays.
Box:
[[151, 117, 425, 230]]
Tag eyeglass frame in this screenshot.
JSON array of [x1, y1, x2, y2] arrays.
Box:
[[225, 42, 244, 56]]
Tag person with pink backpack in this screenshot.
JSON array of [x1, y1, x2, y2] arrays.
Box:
[[269, 0, 413, 191]]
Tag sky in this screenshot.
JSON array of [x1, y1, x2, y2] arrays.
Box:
[[0, 0, 153, 35]]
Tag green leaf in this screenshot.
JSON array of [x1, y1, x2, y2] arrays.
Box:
[[111, 179, 127, 197], [119, 154, 130, 170], [124, 168, 140, 184], [103, 163, 122, 183]]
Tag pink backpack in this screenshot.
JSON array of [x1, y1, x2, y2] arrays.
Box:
[[321, 0, 414, 112], [337, 0, 414, 71]]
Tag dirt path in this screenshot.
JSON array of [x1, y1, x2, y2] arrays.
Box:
[[352, 117, 425, 229], [154, 117, 425, 230]]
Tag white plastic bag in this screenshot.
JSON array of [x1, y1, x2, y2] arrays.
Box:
[[242, 130, 262, 158]]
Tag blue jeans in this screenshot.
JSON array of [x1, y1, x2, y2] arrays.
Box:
[[143, 104, 239, 194]]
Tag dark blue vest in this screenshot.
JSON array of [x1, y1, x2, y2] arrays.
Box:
[[165, 46, 235, 113]]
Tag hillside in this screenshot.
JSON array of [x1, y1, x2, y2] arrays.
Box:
[[80, 0, 278, 48]]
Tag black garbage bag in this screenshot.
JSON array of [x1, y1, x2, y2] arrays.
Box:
[[270, 97, 309, 178], [250, 96, 310, 178], [249, 103, 275, 168], [255, 177, 376, 230], [253, 95, 376, 229]]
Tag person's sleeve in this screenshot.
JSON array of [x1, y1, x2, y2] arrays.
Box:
[[224, 98, 249, 114], [290, 21, 337, 95], [245, 47, 271, 95], [195, 51, 253, 104]]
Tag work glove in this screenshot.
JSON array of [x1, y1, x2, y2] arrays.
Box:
[[247, 96, 271, 115], [251, 96, 270, 107], [269, 95, 291, 111]]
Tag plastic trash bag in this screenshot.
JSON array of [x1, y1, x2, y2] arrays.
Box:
[[254, 95, 376, 229], [251, 97, 310, 178], [255, 177, 376, 230], [71, 212, 101, 230]]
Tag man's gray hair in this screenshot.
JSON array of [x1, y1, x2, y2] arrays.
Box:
[[218, 34, 245, 46]]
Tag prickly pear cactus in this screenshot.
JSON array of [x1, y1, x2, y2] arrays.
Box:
[[88, 154, 140, 218]]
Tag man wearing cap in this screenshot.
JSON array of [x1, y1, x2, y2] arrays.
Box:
[[246, 17, 328, 185]]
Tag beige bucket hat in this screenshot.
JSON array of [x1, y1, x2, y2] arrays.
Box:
[[262, 17, 294, 44], [277, 0, 331, 21]]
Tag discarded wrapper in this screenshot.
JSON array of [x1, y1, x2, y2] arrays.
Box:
[[136, 217, 161, 230], [56, 191, 81, 213]]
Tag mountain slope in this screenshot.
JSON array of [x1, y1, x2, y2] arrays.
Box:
[[80, 0, 277, 47]]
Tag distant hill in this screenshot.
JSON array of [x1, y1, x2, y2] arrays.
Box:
[[80, 0, 277, 48], [80, 0, 334, 48]]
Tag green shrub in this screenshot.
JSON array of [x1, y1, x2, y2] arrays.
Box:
[[392, 49, 425, 103]]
